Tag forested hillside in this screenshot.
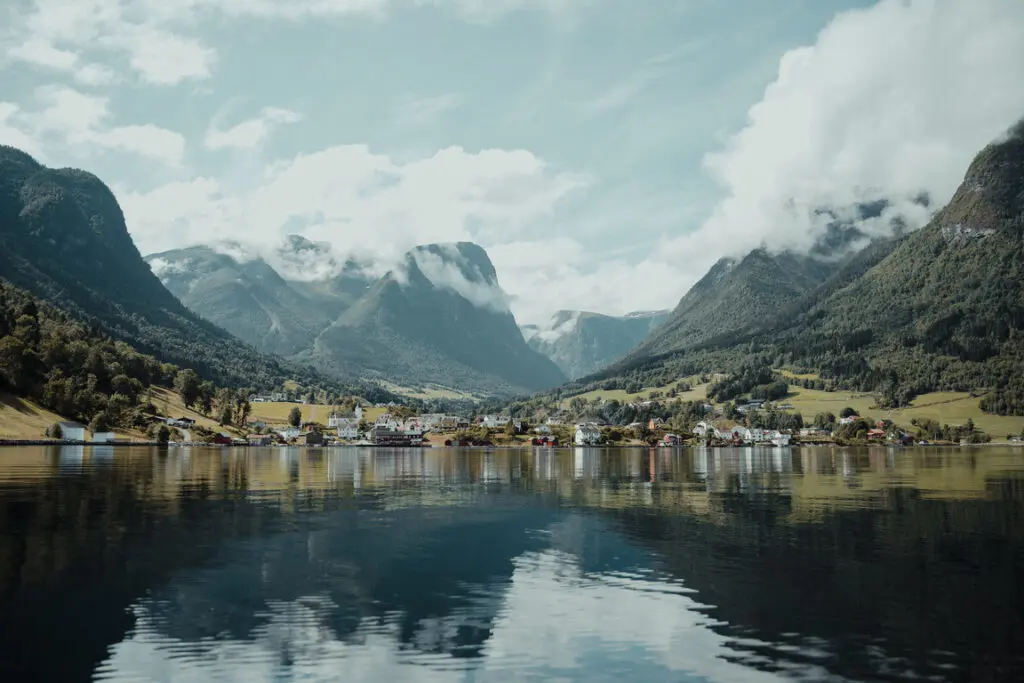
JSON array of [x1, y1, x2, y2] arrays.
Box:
[[0, 280, 232, 435], [0, 145, 393, 401], [541, 116, 1024, 416]]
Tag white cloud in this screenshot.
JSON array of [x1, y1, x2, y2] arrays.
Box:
[[25, 86, 186, 165], [118, 144, 587, 275], [406, 246, 511, 312], [392, 93, 464, 128], [73, 63, 119, 86], [489, 238, 687, 325], [7, 39, 78, 70], [104, 25, 215, 85], [0, 103, 46, 161], [4, 0, 587, 87], [205, 107, 304, 151], [659, 0, 1024, 269], [5, 37, 119, 86]]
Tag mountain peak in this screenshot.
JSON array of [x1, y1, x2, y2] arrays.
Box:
[[398, 241, 508, 312], [936, 115, 1024, 235]]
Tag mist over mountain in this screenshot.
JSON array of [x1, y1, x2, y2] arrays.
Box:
[[307, 242, 566, 395], [555, 117, 1024, 414], [146, 238, 564, 396], [628, 198, 917, 362], [0, 145, 347, 392]]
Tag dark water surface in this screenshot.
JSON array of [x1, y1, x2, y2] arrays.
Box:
[[1, 446, 1023, 683]]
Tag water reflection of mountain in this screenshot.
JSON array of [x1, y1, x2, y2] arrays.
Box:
[[1, 446, 1023, 683], [600, 452, 1024, 682]]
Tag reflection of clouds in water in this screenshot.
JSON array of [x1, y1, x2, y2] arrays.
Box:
[[96, 549, 803, 683]]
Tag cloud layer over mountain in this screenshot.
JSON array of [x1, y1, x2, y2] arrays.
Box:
[[3, 0, 1023, 325]]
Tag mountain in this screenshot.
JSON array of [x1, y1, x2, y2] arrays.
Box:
[[145, 243, 368, 356], [522, 309, 669, 380], [0, 145, 385, 395], [629, 201, 913, 361], [562, 116, 1024, 413], [306, 242, 567, 395], [630, 249, 837, 359], [758, 117, 1024, 407]]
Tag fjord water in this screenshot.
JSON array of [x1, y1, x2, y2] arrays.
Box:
[[1, 447, 1023, 683]]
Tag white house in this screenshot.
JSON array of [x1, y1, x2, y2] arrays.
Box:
[[91, 431, 115, 443], [574, 423, 601, 446], [329, 405, 363, 428], [375, 413, 399, 430], [693, 421, 715, 438], [278, 426, 301, 440], [335, 418, 359, 440], [59, 421, 86, 442]]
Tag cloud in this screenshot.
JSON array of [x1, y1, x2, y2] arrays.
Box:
[[17, 86, 187, 165], [404, 245, 511, 312], [580, 49, 688, 115], [658, 0, 1024, 270], [118, 144, 587, 267], [3, 0, 587, 87], [6, 36, 121, 86], [205, 107, 304, 151], [104, 24, 215, 85], [7, 39, 78, 70], [0, 103, 46, 160], [391, 93, 464, 128], [488, 238, 688, 325]]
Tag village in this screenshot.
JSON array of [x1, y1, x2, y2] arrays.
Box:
[[30, 393, 953, 450]]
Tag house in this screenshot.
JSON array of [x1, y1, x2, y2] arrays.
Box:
[[212, 433, 233, 445], [335, 418, 359, 440], [59, 421, 86, 442], [91, 432, 115, 443], [693, 421, 715, 438], [248, 435, 273, 446], [167, 417, 196, 428], [304, 431, 325, 446], [867, 428, 886, 440], [648, 418, 664, 430], [800, 427, 831, 438], [661, 433, 682, 447], [574, 423, 601, 446], [278, 426, 301, 441], [328, 405, 363, 428], [375, 413, 400, 430], [839, 415, 859, 425]]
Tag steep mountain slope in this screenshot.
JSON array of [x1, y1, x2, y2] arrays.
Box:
[[522, 309, 669, 379], [630, 248, 838, 358], [760, 117, 1024, 405], [306, 242, 567, 395], [145, 244, 364, 356], [626, 200, 920, 362], [0, 145, 378, 394], [558, 116, 1024, 411]]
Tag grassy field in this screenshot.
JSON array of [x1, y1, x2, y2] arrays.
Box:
[[561, 377, 709, 407], [0, 394, 75, 439], [248, 401, 389, 426], [379, 381, 478, 400], [782, 385, 1024, 439], [0, 388, 216, 441]]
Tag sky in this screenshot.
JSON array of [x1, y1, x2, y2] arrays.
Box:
[[2, 0, 1024, 325]]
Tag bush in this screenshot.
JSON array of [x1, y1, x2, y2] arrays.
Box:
[[45, 423, 63, 439]]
